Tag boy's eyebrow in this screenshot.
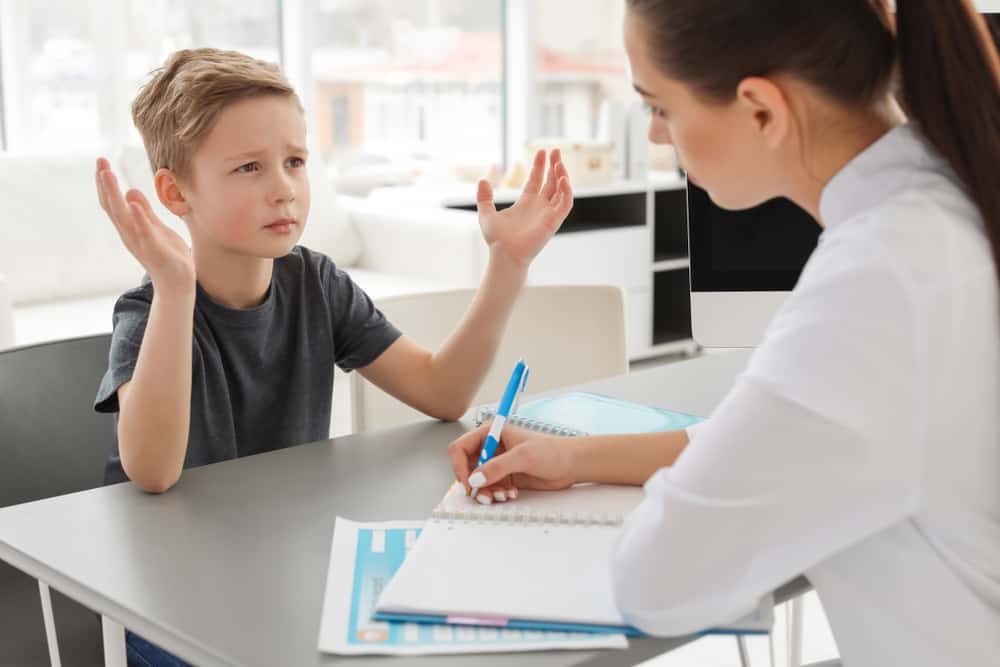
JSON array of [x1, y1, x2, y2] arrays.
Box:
[[225, 144, 309, 162]]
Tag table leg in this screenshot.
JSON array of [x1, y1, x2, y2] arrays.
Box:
[[737, 635, 751, 667], [102, 616, 126, 667], [38, 581, 62, 667], [788, 596, 804, 667]]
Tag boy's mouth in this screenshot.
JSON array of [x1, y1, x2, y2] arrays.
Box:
[[264, 218, 297, 234]]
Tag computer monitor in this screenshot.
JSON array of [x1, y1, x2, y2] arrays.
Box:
[[686, 182, 821, 348]]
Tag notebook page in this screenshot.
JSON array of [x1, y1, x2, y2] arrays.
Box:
[[376, 518, 627, 627], [435, 482, 644, 524]]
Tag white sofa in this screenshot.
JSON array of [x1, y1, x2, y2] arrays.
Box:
[[0, 147, 490, 433]]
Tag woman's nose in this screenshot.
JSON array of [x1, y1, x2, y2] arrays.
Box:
[[648, 119, 672, 146]]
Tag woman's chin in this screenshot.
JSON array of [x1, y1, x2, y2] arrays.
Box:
[[707, 188, 774, 212]]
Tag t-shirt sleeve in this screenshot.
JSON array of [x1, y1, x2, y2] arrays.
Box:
[[94, 288, 152, 413], [323, 262, 402, 372]]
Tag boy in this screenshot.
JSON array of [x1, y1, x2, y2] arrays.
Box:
[[93, 47, 572, 494], [93, 47, 571, 666]]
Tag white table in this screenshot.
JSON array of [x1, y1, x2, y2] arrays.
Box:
[[0, 349, 808, 666]]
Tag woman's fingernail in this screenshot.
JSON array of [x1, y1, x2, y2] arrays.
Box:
[[508, 488, 518, 499], [476, 493, 493, 505], [493, 490, 507, 502], [468, 471, 486, 488]]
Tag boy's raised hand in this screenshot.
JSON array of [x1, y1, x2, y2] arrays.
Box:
[[95, 157, 195, 291], [476, 149, 573, 267]]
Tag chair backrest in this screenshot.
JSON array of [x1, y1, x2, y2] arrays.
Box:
[[350, 285, 628, 433], [0, 334, 115, 507]]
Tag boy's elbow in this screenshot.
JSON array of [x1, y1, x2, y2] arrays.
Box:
[[135, 474, 180, 494], [434, 397, 471, 422], [122, 457, 182, 494], [428, 405, 466, 422]]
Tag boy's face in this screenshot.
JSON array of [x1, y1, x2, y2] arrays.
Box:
[[181, 94, 310, 258]]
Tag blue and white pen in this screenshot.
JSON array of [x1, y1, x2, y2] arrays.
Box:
[[470, 358, 529, 500]]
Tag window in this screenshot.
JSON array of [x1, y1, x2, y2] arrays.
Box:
[[1, 1, 101, 152], [0, 0, 280, 152], [533, 0, 678, 175], [3, 0, 683, 182], [310, 0, 503, 181], [534, 0, 629, 142]]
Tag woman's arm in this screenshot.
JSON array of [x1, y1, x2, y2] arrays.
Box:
[[447, 423, 691, 495]]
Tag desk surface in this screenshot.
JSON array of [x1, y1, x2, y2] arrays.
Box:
[[0, 349, 805, 666]]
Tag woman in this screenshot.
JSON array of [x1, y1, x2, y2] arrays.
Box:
[[447, 1, 1000, 664]]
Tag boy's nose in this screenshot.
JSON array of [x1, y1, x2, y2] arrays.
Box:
[[269, 175, 295, 204]]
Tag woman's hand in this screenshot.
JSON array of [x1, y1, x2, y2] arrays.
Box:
[[447, 422, 578, 503], [476, 149, 573, 269], [95, 157, 195, 292]]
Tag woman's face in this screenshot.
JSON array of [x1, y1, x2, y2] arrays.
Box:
[[623, 11, 786, 210]]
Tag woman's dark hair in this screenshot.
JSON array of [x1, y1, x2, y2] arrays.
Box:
[[627, 0, 1000, 273]]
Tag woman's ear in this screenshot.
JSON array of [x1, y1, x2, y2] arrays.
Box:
[[154, 168, 191, 217], [735, 76, 791, 150]]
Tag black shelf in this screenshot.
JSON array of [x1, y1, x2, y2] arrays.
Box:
[[654, 188, 688, 259], [449, 191, 646, 235], [653, 251, 687, 264], [653, 268, 692, 345]]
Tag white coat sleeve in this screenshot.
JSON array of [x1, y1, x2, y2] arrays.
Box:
[[611, 239, 927, 636]]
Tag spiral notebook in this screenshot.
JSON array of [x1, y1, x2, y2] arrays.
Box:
[[374, 483, 773, 637], [474, 391, 705, 437]]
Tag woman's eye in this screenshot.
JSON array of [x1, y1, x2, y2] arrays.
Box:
[[641, 102, 668, 119], [236, 162, 259, 174]]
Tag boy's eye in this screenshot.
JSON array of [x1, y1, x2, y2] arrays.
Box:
[[287, 156, 306, 168], [236, 162, 259, 174]]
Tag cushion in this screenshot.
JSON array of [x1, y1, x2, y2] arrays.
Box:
[[342, 268, 452, 301], [0, 274, 13, 350], [0, 153, 144, 305], [13, 292, 120, 348]]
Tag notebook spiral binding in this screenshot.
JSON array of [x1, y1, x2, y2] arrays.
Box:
[[430, 504, 625, 527], [473, 406, 588, 437]]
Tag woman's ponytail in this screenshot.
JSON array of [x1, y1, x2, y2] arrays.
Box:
[[895, 1, 1000, 271]]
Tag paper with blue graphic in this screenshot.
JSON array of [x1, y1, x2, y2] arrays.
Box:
[[475, 391, 704, 437], [317, 518, 628, 655]]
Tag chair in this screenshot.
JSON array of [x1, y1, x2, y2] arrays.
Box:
[[350, 285, 629, 432], [0, 334, 125, 666]]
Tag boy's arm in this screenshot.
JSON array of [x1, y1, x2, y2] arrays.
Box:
[[356, 249, 526, 421], [116, 287, 195, 492], [97, 157, 196, 492], [357, 150, 572, 421]]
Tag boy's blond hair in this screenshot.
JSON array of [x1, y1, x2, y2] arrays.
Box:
[[131, 48, 300, 181]]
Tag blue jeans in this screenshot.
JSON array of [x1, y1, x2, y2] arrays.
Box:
[[125, 631, 191, 667]]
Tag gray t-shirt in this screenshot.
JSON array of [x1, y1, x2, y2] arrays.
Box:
[[94, 246, 401, 485]]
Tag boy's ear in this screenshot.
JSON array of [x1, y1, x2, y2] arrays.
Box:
[[154, 168, 191, 217], [735, 76, 791, 151]]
